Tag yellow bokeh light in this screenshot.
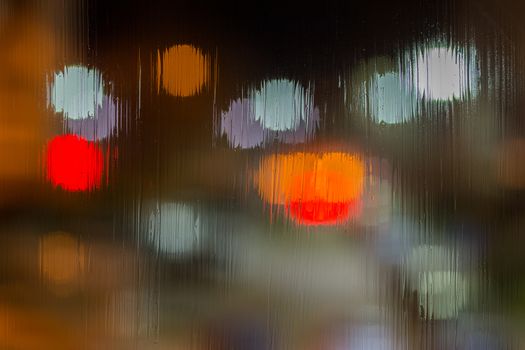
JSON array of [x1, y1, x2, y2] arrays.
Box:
[[157, 44, 211, 97]]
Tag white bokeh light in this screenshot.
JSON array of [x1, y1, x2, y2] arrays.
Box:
[[48, 65, 104, 120], [415, 46, 479, 101]]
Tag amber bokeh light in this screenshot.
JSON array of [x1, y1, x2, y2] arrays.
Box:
[[40, 232, 85, 291], [157, 44, 211, 97]]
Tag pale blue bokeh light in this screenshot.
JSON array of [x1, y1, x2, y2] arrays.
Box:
[[49, 65, 104, 120], [253, 79, 312, 131], [359, 71, 418, 124], [148, 203, 202, 256], [219, 78, 319, 148]]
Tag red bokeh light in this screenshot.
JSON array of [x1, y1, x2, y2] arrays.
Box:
[[286, 170, 362, 225], [45, 135, 103, 192], [288, 200, 361, 226]]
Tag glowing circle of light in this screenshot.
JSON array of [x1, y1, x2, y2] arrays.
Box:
[[157, 44, 211, 97], [40, 232, 85, 294], [65, 93, 119, 141], [418, 270, 468, 320], [360, 71, 418, 124], [351, 57, 419, 125], [48, 65, 119, 141], [147, 202, 202, 256], [405, 245, 469, 320], [48, 65, 104, 120], [219, 79, 319, 148], [45, 134, 103, 192], [415, 46, 479, 101], [253, 79, 313, 131], [288, 200, 360, 226], [257, 152, 365, 226]]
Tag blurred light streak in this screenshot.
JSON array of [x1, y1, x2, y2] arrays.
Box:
[[157, 44, 210, 97], [257, 152, 364, 225], [45, 134, 103, 192]]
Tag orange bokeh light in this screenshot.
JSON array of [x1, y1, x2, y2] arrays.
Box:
[[157, 44, 211, 97], [257, 152, 365, 225]]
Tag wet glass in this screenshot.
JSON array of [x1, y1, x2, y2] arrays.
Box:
[[1, 0, 524, 348]]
